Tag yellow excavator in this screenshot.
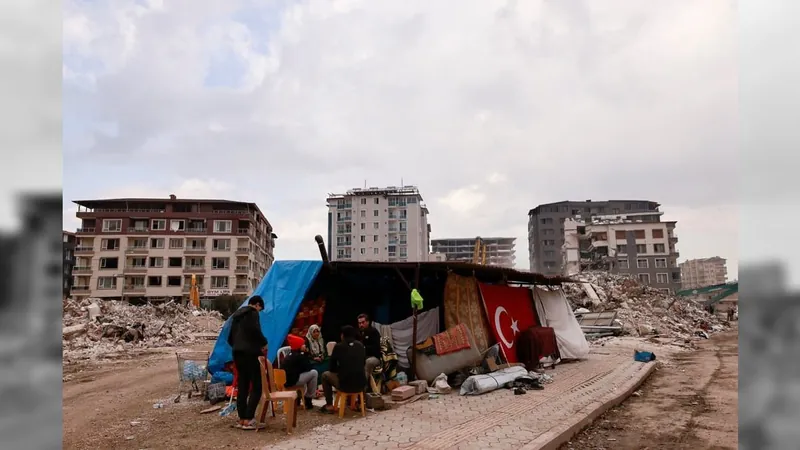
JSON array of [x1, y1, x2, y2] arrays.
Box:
[[472, 236, 488, 265]]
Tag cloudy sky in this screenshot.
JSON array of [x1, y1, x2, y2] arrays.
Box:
[[55, 0, 744, 276]]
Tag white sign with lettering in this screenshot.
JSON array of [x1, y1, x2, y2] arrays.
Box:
[[205, 289, 232, 297]]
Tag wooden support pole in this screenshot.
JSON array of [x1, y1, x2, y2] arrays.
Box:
[[411, 263, 421, 381]]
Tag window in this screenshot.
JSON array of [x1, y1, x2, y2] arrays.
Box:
[[542, 240, 555, 246], [360, 223, 366, 230], [211, 276, 229, 289], [373, 210, 379, 217], [544, 250, 555, 257], [212, 257, 230, 269], [636, 258, 648, 269], [360, 210, 366, 218], [151, 219, 166, 231], [615, 230, 626, 239], [618, 259, 629, 269], [360, 198, 367, 205], [97, 277, 116, 289], [360, 236, 366, 243], [373, 235, 378, 242], [656, 273, 669, 284], [655, 258, 667, 268], [612, 208, 619, 214], [129, 257, 146, 267], [168, 257, 183, 268], [373, 198, 379, 204], [147, 276, 162, 286], [360, 248, 366, 255], [169, 238, 184, 249], [399, 246, 408, 258], [186, 257, 204, 267], [101, 238, 120, 250], [150, 238, 165, 249], [373, 248, 379, 255], [185, 238, 202, 250], [653, 243, 666, 253], [373, 222, 379, 230], [170, 220, 185, 231], [540, 218, 553, 225], [99, 257, 119, 269], [399, 222, 407, 232], [102, 219, 122, 232], [213, 220, 232, 233], [636, 244, 647, 254], [617, 245, 627, 254], [149, 257, 163, 268], [544, 261, 556, 268], [543, 229, 554, 235], [167, 276, 182, 287], [212, 239, 230, 251], [652, 229, 664, 239], [634, 230, 646, 239], [638, 273, 651, 284]]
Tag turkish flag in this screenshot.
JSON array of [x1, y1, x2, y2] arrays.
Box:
[[478, 283, 538, 363]]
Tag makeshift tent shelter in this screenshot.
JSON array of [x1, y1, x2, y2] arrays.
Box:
[[208, 243, 575, 378]]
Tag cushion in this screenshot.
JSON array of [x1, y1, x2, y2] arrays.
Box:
[[407, 325, 482, 383]]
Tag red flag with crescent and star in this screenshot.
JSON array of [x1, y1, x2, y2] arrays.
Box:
[[478, 283, 539, 363]]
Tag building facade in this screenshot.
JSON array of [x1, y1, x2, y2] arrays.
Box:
[[562, 211, 682, 293], [430, 237, 516, 268], [326, 186, 430, 262], [63, 231, 76, 297], [679, 257, 728, 290], [70, 195, 276, 302], [528, 200, 660, 275]]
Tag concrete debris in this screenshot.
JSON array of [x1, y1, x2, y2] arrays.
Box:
[[62, 297, 223, 364], [562, 271, 728, 344]]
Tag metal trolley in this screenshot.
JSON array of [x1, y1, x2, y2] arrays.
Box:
[[175, 351, 210, 402]]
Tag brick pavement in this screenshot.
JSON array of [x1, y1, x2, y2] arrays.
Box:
[[263, 346, 655, 450]]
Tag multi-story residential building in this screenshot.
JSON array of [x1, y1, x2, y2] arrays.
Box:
[[70, 195, 276, 302], [528, 200, 660, 275], [679, 257, 728, 290], [562, 211, 682, 293], [0, 233, 15, 312], [63, 231, 76, 297], [326, 186, 430, 262], [430, 237, 516, 268]]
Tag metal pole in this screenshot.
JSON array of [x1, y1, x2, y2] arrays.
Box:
[[411, 264, 420, 381]]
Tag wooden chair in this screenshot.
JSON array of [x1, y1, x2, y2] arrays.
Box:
[[333, 391, 366, 418], [255, 357, 298, 434], [272, 368, 307, 413]]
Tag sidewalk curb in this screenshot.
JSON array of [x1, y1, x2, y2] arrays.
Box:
[[519, 361, 658, 450]]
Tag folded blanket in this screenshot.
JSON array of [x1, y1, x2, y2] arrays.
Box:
[[432, 323, 472, 356], [414, 337, 437, 356]]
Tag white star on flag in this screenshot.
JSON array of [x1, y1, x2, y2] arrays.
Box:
[[511, 319, 520, 335]]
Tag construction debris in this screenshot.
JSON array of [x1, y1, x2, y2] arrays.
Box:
[[63, 298, 223, 364], [561, 271, 727, 344]]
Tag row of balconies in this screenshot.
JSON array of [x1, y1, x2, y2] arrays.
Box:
[[72, 264, 251, 274], [71, 282, 252, 294], [74, 246, 251, 255], [75, 226, 257, 237]]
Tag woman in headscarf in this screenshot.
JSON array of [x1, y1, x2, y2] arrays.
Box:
[[304, 324, 329, 376]]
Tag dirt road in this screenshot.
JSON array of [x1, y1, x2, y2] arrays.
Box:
[[62, 345, 348, 450], [561, 328, 738, 449]]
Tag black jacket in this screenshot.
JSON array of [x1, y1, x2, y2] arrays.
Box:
[[330, 339, 367, 393], [227, 307, 267, 356], [360, 325, 382, 360], [283, 350, 313, 387]]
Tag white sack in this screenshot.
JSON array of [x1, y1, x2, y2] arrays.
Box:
[[459, 365, 530, 396]]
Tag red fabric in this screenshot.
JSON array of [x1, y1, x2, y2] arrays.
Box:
[[478, 283, 538, 363], [516, 326, 560, 370], [286, 334, 304, 350], [431, 323, 472, 355], [530, 327, 559, 359]]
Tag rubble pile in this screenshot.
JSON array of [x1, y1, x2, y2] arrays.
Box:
[[562, 271, 726, 342], [62, 298, 223, 364]]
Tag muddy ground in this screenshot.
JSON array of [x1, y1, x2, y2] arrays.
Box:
[[561, 328, 738, 450], [62, 343, 357, 450]]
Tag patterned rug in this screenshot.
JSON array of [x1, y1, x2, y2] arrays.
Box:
[[432, 323, 472, 356]]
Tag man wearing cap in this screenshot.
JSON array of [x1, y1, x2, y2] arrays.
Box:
[[282, 340, 317, 410]]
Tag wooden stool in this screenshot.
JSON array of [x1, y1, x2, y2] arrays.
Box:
[[333, 391, 366, 418], [266, 391, 298, 433]]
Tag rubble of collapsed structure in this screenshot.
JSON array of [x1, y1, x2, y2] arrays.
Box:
[[62, 298, 223, 364], [560, 271, 727, 344]]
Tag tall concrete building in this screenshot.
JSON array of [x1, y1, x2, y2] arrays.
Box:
[[63, 231, 76, 297], [562, 212, 682, 293], [679, 257, 728, 290], [430, 237, 516, 268], [70, 195, 276, 302], [528, 200, 660, 275], [326, 186, 430, 262]]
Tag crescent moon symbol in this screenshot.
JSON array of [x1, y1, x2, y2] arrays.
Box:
[[494, 306, 514, 348]]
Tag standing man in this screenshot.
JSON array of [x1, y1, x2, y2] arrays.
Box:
[[320, 325, 367, 413], [357, 313, 382, 386], [227, 296, 268, 430]]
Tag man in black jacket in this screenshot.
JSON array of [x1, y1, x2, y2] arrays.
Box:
[[357, 313, 382, 383], [282, 342, 317, 410], [320, 325, 366, 413], [227, 296, 267, 429]]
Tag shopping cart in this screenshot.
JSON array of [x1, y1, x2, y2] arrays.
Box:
[[175, 351, 210, 402]]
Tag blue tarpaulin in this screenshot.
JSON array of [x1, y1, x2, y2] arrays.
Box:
[[207, 260, 323, 375]]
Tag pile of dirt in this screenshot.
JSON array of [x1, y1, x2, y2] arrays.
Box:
[[62, 298, 223, 364], [562, 271, 727, 342]]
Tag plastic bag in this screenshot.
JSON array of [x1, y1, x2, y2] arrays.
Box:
[[427, 373, 452, 394]]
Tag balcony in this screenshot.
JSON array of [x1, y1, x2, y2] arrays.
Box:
[[669, 237, 678, 244], [72, 266, 92, 274], [127, 227, 149, 234], [71, 286, 90, 294], [234, 284, 249, 293], [123, 285, 146, 293], [185, 247, 207, 254], [187, 227, 207, 234], [235, 265, 249, 274], [236, 247, 249, 254], [337, 216, 353, 223], [184, 266, 206, 273], [125, 247, 148, 254], [75, 246, 94, 254], [336, 241, 352, 247], [336, 203, 352, 210], [123, 265, 148, 274], [76, 228, 95, 234], [211, 246, 231, 252]]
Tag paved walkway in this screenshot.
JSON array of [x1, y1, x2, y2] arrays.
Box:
[[264, 345, 656, 450]]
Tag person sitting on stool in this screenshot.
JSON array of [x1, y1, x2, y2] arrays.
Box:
[[283, 340, 317, 410], [319, 325, 366, 414]]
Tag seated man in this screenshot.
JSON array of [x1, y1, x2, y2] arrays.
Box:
[[357, 313, 382, 384], [320, 325, 366, 414], [282, 341, 317, 410]]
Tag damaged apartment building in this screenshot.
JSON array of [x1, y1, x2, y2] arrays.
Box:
[[562, 211, 682, 293]]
